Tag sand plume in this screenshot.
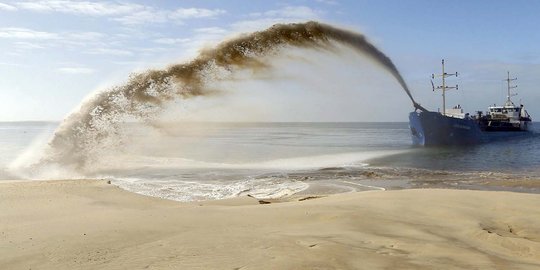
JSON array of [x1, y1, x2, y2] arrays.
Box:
[[31, 21, 417, 172]]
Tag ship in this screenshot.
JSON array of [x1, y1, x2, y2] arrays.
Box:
[[408, 59, 532, 146]]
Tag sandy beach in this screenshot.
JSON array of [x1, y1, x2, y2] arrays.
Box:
[[1, 180, 540, 270]]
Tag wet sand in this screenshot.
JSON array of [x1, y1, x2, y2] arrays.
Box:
[[1, 179, 540, 269]]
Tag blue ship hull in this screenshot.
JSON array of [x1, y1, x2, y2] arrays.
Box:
[[409, 111, 531, 146]]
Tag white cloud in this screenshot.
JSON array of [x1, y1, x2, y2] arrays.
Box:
[[17, 1, 142, 16], [110, 60, 141, 66], [315, 0, 339, 5], [154, 38, 191, 45], [170, 8, 225, 20], [194, 27, 228, 35], [0, 62, 28, 67], [0, 27, 59, 39], [13, 1, 226, 25], [113, 9, 169, 25], [0, 27, 113, 53], [14, 41, 45, 49], [85, 48, 133, 56], [114, 7, 226, 25], [133, 47, 169, 54], [236, 6, 321, 32], [66, 32, 105, 41], [250, 6, 319, 19], [0, 2, 17, 11], [0, 28, 107, 44], [57, 67, 95, 74], [0, 27, 135, 60]]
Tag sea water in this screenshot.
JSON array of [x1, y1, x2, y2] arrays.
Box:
[[1, 121, 539, 201]]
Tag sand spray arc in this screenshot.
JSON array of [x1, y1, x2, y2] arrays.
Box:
[[35, 21, 420, 172]]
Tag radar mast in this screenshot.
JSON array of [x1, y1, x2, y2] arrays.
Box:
[[432, 59, 458, 116], [504, 71, 517, 105]]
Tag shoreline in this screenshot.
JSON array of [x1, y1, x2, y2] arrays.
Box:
[[109, 167, 540, 203], [2, 179, 540, 269]]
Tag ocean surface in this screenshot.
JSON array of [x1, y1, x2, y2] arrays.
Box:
[[1, 121, 540, 201]]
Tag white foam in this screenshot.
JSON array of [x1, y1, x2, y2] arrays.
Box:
[[106, 150, 408, 202], [113, 176, 309, 202]]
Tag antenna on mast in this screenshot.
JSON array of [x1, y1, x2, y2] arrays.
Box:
[[432, 59, 458, 116], [505, 71, 517, 103]]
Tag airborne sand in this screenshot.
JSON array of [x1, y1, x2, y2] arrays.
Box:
[[32, 21, 421, 174]]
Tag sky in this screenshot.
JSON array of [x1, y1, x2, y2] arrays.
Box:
[[1, 0, 540, 121]]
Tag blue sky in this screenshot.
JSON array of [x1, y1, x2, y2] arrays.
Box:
[[1, 0, 539, 121]]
